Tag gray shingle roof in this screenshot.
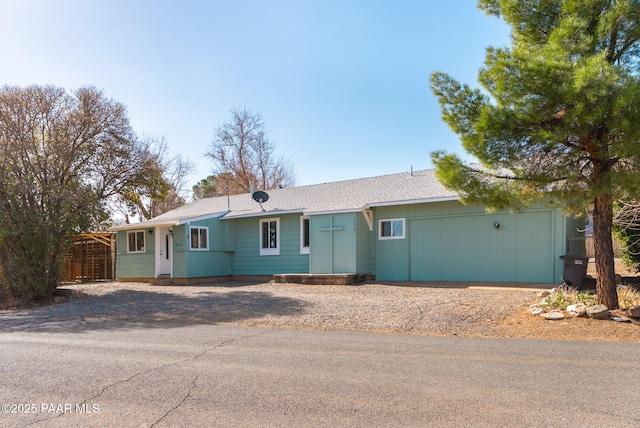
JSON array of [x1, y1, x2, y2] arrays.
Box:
[[111, 169, 458, 230]]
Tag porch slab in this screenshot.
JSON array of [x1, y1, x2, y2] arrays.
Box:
[[273, 273, 374, 285]]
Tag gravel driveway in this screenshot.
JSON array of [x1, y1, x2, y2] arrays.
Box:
[[0, 281, 543, 337]]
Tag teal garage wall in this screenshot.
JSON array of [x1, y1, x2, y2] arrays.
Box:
[[374, 201, 568, 283], [230, 214, 309, 275], [115, 229, 155, 278]]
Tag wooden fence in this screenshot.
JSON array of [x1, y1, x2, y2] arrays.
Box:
[[63, 233, 115, 282], [584, 233, 622, 258]]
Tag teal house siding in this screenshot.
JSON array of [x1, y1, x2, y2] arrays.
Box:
[[374, 201, 567, 283], [111, 169, 578, 284], [180, 218, 233, 278], [230, 214, 309, 275], [171, 224, 187, 278], [355, 212, 373, 274], [309, 213, 360, 274], [115, 229, 155, 278]]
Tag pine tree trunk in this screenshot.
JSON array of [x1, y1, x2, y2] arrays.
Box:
[[592, 192, 618, 309]]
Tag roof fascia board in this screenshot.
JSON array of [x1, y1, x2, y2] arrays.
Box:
[[221, 209, 304, 220], [305, 197, 459, 217], [109, 221, 179, 232], [303, 208, 362, 216], [110, 212, 228, 231], [365, 196, 459, 209], [177, 211, 228, 225]]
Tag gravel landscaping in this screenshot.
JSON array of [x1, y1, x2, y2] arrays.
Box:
[[1, 281, 638, 341], [0, 281, 538, 335]]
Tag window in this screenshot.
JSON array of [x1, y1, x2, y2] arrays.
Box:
[[300, 216, 310, 254], [260, 218, 280, 255], [190, 226, 208, 250], [379, 218, 405, 240], [127, 230, 145, 253]]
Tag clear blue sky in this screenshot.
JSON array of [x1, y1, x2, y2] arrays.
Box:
[[0, 0, 510, 192]]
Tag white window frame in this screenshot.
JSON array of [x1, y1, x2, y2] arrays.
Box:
[[260, 217, 280, 256], [189, 226, 209, 251], [300, 216, 310, 254], [378, 218, 405, 240], [127, 230, 146, 253]]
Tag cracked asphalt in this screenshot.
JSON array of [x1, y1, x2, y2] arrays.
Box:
[[1, 325, 273, 427], [1, 282, 639, 426], [1, 324, 640, 427]]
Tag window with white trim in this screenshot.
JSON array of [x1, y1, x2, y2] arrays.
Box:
[[260, 218, 280, 255], [127, 230, 145, 253], [379, 218, 405, 240], [190, 226, 209, 250], [300, 216, 310, 254]]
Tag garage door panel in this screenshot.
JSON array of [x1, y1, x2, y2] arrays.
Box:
[[516, 211, 553, 282], [408, 218, 441, 280], [409, 212, 552, 283]]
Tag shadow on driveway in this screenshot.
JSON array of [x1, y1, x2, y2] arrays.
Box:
[[0, 287, 309, 333]]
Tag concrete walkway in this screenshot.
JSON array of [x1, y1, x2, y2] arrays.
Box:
[[372, 280, 554, 291]]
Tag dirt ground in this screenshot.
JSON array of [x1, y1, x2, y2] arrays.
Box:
[[496, 307, 639, 341], [497, 257, 639, 342], [4, 280, 636, 343], [2, 258, 638, 342]]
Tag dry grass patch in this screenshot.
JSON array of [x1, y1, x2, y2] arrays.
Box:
[[537, 284, 640, 312]]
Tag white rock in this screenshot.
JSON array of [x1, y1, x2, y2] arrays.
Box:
[[530, 307, 545, 316], [541, 312, 565, 320], [566, 303, 587, 317]]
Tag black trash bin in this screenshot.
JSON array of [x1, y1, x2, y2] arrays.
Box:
[[559, 255, 590, 289]]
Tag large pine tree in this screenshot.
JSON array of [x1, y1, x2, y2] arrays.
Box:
[[430, 0, 640, 309]]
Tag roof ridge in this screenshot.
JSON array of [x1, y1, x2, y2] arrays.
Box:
[[242, 168, 435, 194], [111, 167, 450, 230]]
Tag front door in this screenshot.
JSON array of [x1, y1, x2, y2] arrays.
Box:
[[156, 227, 172, 277]]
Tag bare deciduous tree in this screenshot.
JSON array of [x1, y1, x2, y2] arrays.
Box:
[[613, 200, 640, 273], [205, 107, 296, 195], [111, 136, 194, 223], [0, 85, 157, 304]]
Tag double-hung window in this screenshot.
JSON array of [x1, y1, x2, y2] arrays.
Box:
[[260, 218, 280, 256], [379, 218, 405, 240], [190, 226, 209, 250], [127, 230, 145, 253]]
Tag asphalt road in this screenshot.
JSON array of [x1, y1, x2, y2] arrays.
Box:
[[1, 323, 639, 427]]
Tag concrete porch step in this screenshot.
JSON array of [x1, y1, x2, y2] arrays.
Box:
[[150, 275, 172, 286], [273, 273, 374, 285]]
